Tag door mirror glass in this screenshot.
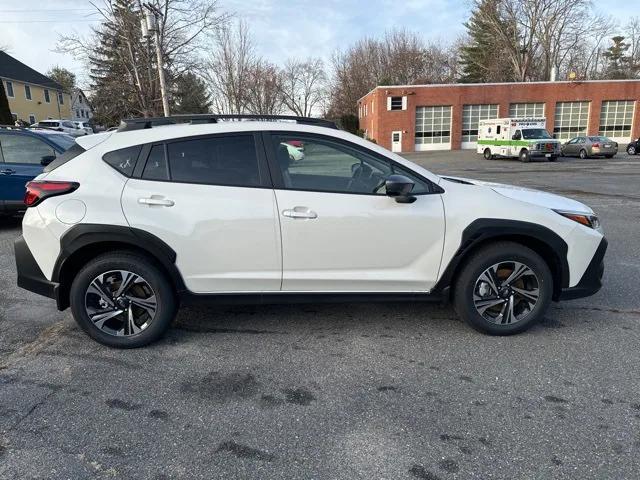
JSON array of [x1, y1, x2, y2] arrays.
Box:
[[40, 155, 56, 166], [385, 174, 416, 203]]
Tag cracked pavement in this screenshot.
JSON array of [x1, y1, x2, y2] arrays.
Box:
[[1, 151, 639, 479]]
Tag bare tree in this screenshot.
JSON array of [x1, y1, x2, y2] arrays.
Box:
[[205, 20, 257, 114], [57, 0, 226, 123], [245, 61, 285, 115], [328, 29, 458, 116], [279, 58, 327, 117]]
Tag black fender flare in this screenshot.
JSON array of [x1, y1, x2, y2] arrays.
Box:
[[53, 224, 186, 308], [433, 219, 570, 300]]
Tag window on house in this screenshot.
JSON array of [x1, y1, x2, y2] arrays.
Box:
[[58, 92, 64, 105], [6, 81, 14, 97], [44, 89, 50, 103], [390, 97, 403, 111], [25, 84, 32, 100], [28, 114, 36, 125]]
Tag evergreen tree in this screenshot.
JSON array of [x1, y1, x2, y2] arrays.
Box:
[[0, 80, 13, 125], [459, 0, 515, 83], [602, 36, 632, 79], [172, 72, 211, 114]]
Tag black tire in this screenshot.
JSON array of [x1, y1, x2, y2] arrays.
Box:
[[70, 251, 177, 348], [579, 149, 588, 159], [627, 145, 636, 155], [548, 155, 558, 162], [604, 154, 614, 159], [483, 148, 493, 160], [519, 149, 530, 163], [453, 242, 553, 336]]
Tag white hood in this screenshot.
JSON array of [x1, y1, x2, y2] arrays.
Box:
[[441, 176, 594, 214]]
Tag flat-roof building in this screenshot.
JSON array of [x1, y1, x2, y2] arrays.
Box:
[[357, 80, 640, 153]]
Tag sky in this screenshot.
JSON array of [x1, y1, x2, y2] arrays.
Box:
[[0, 0, 632, 90]]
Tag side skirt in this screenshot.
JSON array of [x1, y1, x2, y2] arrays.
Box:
[[180, 291, 446, 306]]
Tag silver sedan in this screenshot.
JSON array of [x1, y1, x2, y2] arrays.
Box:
[[561, 136, 618, 159]]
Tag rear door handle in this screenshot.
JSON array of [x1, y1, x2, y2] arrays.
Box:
[[282, 207, 318, 219], [138, 197, 175, 207], [0, 169, 15, 175]]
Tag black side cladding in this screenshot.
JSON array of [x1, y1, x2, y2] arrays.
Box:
[[43, 143, 86, 173]]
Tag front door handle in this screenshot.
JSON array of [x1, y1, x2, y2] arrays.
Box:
[[138, 197, 175, 207], [0, 169, 15, 175], [282, 207, 318, 219]]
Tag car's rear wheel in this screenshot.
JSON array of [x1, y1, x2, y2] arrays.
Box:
[[453, 242, 552, 335], [483, 148, 493, 160], [627, 145, 636, 155], [579, 149, 588, 159], [70, 251, 177, 348], [604, 154, 614, 159], [519, 149, 530, 163], [548, 155, 558, 162]]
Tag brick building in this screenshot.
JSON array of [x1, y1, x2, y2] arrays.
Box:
[[357, 80, 640, 153]]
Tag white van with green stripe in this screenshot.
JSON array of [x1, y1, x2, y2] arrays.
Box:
[[477, 118, 561, 162]]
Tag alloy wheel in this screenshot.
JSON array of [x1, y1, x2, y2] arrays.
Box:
[[473, 261, 540, 325], [629, 146, 636, 155], [84, 270, 157, 336]]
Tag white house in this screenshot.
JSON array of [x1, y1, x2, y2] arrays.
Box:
[[71, 89, 93, 122]]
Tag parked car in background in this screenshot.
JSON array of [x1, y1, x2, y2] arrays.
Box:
[[0, 126, 75, 215], [561, 136, 618, 159], [74, 121, 93, 135], [626, 138, 639, 155], [32, 119, 85, 137], [14, 115, 606, 348]]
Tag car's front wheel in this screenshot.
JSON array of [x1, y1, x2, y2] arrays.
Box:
[[627, 145, 636, 155], [69, 251, 177, 348], [453, 242, 552, 335], [519, 149, 530, 163]]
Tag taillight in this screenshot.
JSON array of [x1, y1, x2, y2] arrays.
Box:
[[592, 143, 600, 148], [24, 181, 79, 207]]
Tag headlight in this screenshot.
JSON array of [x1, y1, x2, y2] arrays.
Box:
[[554, 210, 601, 230]]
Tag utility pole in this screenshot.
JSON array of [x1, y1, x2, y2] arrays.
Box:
[[141, 3, 170, 117]]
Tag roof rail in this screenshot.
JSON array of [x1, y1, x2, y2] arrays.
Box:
[[116, 114, 338, 132]]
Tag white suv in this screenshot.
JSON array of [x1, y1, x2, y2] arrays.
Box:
[[33, 119, 86, 137], [15, 115, 607, 348]]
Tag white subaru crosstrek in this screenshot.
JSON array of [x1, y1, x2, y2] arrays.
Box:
[[15, 115, 607, 348]]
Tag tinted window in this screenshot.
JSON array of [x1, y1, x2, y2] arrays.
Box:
[[142, 145, 170, 181], [39, 121, 59, 128], [271, 134, 431, 195], [167, 135, 260, 187], [103, 145, 142, 177], [0, 133, 56, 164]]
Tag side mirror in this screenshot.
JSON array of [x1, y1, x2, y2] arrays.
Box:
[[512, 134, 521, 141], [385, 174, 416, 204], [40, 155, 56, 166]]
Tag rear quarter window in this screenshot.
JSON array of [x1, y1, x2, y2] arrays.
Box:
[[103, 145, 142, 177], [43, 143, 86, 172]]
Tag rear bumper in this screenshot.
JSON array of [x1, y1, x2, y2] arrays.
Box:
[[15, 236, 62, 308], [558, 237, 607, 301]]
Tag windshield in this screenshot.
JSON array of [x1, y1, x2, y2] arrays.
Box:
[[522, 129, 552, 140], [46, 134, 76, 150]]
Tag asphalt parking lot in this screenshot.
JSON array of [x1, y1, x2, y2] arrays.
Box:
[[1, 150, 639, 479]]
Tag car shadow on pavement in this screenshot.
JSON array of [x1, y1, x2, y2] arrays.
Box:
[[0, 216, 22, 231]]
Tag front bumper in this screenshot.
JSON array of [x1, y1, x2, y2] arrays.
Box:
[[558, 237, 607, 300], [15, 236, 62, 307]]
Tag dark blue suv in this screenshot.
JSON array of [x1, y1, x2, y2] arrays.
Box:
[[0, 127, 75, 215]]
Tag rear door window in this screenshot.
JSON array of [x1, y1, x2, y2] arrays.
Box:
[[167, 135, 261, 187], [0, 133, 57, 165], [142, 145, 170, 181]]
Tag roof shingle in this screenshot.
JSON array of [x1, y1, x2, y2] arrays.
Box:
[[0, 51, 65, 91]]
